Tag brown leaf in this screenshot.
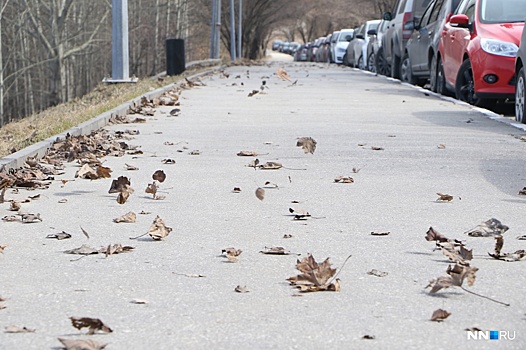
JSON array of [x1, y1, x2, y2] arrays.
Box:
[[21, 213, 42, 223], [255, 187, 265, 201], [95, 166, 112, 179], [334, 176, 354, 183], [75, 164, 97, 179], [116, 184, 134, 204], [287, 254, 340, 292], [276, 67, 291, 81], [46, 232, 72, 240], [296, 137, 317, 154], [0, 244, 7, 254], [232, 187, 241, 193], [64, 245, 99, 255], [4, 325, 35, 333], [234, 285, 250, 293], [101, 243, 134, 256], [431, 309, 451, 322], [425, 227, 449, 242], [437, 144, 446, 149], [69, 317, 112, 335], [489, 235, 526, 261], [237, 151, 258, 156], [248, 90, 259, 97], [222, 247, 242, 262], [371, 146, 384, 151], [108, 176, 130, 194], [260, 246, 293, 255], [145, 182, 158, 197], [148, 215, 172, 240], [465, 218, 509, 237], [362, 335, 375, 340], [367, 269, 388, 277], [58, 198, 68, 203], [125, 163, 139, 171], [188, 150, 201, 155], [161, 158, 176, 164], [519, 187, 526, 195], [9, 201, 21, 211], [426, 276, 454, 293], [371, 231, 390, 236], [436, 193, 454, 202], [58, 338, 107, 350], [258, 161, 282, 170], [113, 212, 136, 223], [152, 170, 166, 183]]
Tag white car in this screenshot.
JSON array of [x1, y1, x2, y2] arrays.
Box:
[[329, 31, 340, 63], [334, 29, 354, 64]]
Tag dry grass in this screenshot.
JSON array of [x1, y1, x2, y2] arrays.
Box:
[[0, 66, 216, 158]]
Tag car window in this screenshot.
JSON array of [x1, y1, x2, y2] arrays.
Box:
[[415, 0, 434, 16], [369, 22, 380, 31], [429, 0, 444, 22], [398, 0, 408, 14], [339, 31, 354, 41], [419, 0, 436, 27], [464, 0, 476, 21], [480, 0, 526, 23]]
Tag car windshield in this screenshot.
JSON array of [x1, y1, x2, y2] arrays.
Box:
[[480, 0, 526, 23], [339, 31, 354, 41]]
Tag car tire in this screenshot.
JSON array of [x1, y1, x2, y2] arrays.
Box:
[[401, 52, 416, 84], [342, 53, 349, 66], [429, 54, 438, 92], [436, 57, 454, 97], [376, 48, 390, 76], [455, 59, 490, 107], [516, 67, 526, 123], [368, 53, 376, 73], [391, 54, 401, 79], [357, 55, 364, 70]]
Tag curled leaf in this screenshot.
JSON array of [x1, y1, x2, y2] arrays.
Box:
[[334, 176, 354, 183], [113, 212, 136, 223], [436, 193, 453, 202], [255, 188, 265, 201], [465, 218, 509, 237], [222, 248, 242, 262], [69, 317, 112, 335], [431, 309, 451, 322], [296, 137, 317, 154], [152, 170, 166, 183], [148, 215, 172, 240]]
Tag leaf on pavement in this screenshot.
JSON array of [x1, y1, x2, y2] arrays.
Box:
[[4, 325, 35, 333], [488, 235, 526, 262], [69, 317, 112, 335], [371, 146, 384, 151], [334, 176, 354, 183], [237, 151, 258, 157], [75, 164, 112, 180], [431, 309, 451, 322], [64, 245, 99, 255], [9, 201, 21, 211], [21, 213, 42, 223], [289, 207, 311, 220], [426, 263, 478, 293], [287, 254, 341, 292], [425, 227, 450, 243], [58, 338, 107, 350], [148, 215, 172, 240], [234, 285, 250, 293], [437, 144, 446, 149], [113, 212, 136, 223], [248, 90, 259, 97], [519, 187, 526, 195], [125, 163, 139, 171], [367, 269, 388, 277], [101, 243, 134, 256], [276, 67, 291, 81], [465, 218, 509, 237], [108, 176, 130, 194], [436, 193, 454, 202], [260, 246, 294, 255], [296, 137, 317, 154], [255, 187, 265, 201], [232, 187, 241, 193], [0, 244, 7, 253], [116, 184, 134, 204], [222, 247, 242, 262], [439, 243, 472, 264], [247, 158, 260, 168], [371, 231, 390, 236], [161, 158, 176, 164], [152, 170, 166, 183], [258, 161, 282, 170], [46, 232, 72, 240]]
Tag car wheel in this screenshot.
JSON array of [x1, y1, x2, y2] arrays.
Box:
[[357, 55, 365, 70], [429, 54, 438, 92], [368, 53, 376, 73], [376, 48, 390, 76], [342, 53, 349, 66], [516, 67, 526, 123], [455, 59, 479, 105], [401, 52, 416, 84], [391, 54, 401, 79]]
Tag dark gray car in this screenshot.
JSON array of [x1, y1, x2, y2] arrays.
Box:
[[402, 0, 461, 86], [516, 27, 526, 123]]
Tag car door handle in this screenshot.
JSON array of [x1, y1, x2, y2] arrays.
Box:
[[428, 31, 433, 37]]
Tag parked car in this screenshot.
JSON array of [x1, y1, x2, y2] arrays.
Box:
[[272, 40, 283, 51], [516, 25, 526, 122], [402, 0, 461, 86], [352, 20, 381, 70], [437, 0, 525, 107], [294, 44, 309, 61], [334, 29, 354, 64], [368, 19, 391, 74], [382, 0, 433, 79], [329, 31, 340, 63], [344, 26, 363, 67], [315, 36, 331, 62]]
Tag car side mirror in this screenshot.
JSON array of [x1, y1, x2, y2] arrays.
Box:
[[383, 12, 393, 21], [367, 29, 377, 36], [346, 35, 352, 42], [449, 14, 470, 28], [356, 34, 365, 40], [414, 16, 421, 30]]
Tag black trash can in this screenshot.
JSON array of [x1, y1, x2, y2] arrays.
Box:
[[166, 39, 185, 76]]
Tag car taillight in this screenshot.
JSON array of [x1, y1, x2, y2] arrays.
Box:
[[402, 12, 414, 40]]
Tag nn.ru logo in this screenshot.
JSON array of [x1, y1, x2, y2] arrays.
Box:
[[467, 330, 516, 340]]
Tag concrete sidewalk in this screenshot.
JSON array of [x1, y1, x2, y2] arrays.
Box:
[[1, 61, 525, 349]]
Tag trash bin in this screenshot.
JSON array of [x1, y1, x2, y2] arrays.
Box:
[[166, 39, 185, 76]]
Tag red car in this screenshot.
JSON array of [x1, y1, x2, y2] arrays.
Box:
[[436, 0, 525, 107]]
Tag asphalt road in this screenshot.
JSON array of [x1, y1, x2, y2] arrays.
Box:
[[1, 60, 526, 350]]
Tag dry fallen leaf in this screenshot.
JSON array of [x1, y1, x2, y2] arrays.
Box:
[[287, 254, 341, 292], [64, 245, 99, 256], [58, 337, 107, 350], [276, 67, 291, 81], [0, 244, 6, 253], [46, 232, 72, 240], [116, 184, 134, 204], [4, 325, 35, 333], [367, 269, 388, 277], [425, 227, 450, 242], [69, 317, 112, 335], [371, 231, 390, 236], [234, 285, 250, 293], [148, 215, 172, 240], [161, 158, 176, 164], [232, 187, 241, 193], [237, 151, 258, 157], [125, 163, 139, 171], [426, 263, 478, 293], [113, 212, 137, 223], [431, 309, 451, 322], [258, 161, 282, 170], [296, 137, 317, 154], [152, 170, 166, 183], [371, 146, 384, 151], [334, 176, 354, 183], [21, 213, 42, 223], [465, 218, 508, 237], [222, 247, 242, 262], [437, 144, 446, 149], [488, 235, 526, 262], [255, 187, 265, 201], [436, 193, 454, 202], [289, 207, 311, 220], [130, 299, 149, 304], [9, 201, 21, 211], [248, 90, 259, 97], [102, 243, 134, 256], [58, 198, 68, 203], [362, 335, 375, 340], [108, 176, 130, 193], [259, 246, 294, 255]]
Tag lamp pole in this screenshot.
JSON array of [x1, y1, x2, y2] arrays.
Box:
[[229, 0, 236, 60], [237, 0, 242, 58]]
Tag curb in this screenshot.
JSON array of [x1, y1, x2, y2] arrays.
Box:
[[0, 62, 222, 171]]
